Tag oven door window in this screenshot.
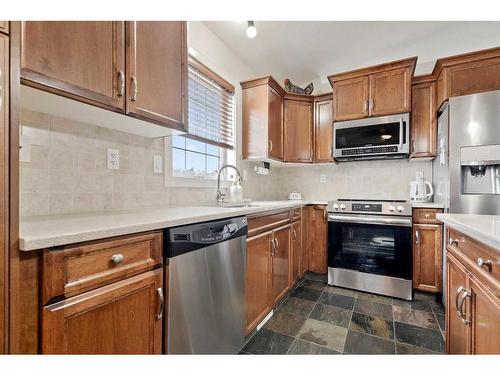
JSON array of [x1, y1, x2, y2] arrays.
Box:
[[336, 122, 401, 149], [328, 221, 411, 280]]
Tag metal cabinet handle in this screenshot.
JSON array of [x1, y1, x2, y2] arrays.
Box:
[[415, 229, 420, 244], [458, 288, 471, 325], [455, 286, 464, 316], [117, 70, 125, 97], [156, 287, 164, 320], [268, 140, 273, 153], [329, 146, 333, 159], [363, 99, 368, 113], [476, 258, 492, 272], [130, 76, 138, 101], [275, 237, 279, 253], [270, 238, 276, 256], [369, 99, 374, 113], [110, 254, 124, 265], [292, 229, 297, 240], [449, 237, 459, 246], [424, 213, 430, 218]]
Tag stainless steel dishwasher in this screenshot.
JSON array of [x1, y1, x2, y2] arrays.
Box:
[[165, 216, 247, 354]]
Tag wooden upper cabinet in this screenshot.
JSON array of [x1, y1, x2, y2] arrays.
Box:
[[21, 22, 125, 111], [434, 47, 500, 109], [241, 76, 285, 161], [284, 96, 314, 162], [268, 86, 284, 159], [314, 95, 333, 162], [271, 225, 291, 305], [245, 232, 272, 335], [0, 22, 8, 35], [470, 276, 500, 354], [413, 223, 442, 293], [446, 252, 470, 354], [307, 205, 328, 274], [329, 57, 416, 121], [369, 67, 411, 116], [42, 269, 163, 354], [332, 76, 369, 121], [126, 21, 187, 130], [410, 77, 437, 159]]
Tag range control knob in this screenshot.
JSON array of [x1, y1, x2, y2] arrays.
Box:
[[340, 204, 346, 210], [388, 205, 395, 212], [397, 205, 405, 213], [333, 203, 339, 210]]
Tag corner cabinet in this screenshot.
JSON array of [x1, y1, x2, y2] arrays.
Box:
[[241, 76, 285, 161], [329, 57, 416, 121], [314, 94, 333, 163], [20, 21, 187, 131], [125, 21, 187, 130], [445, 228, 500, 354], [284, 94, 314, 162], [410, 76, 437, 159]]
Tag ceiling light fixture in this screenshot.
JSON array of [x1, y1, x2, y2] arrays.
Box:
[[246, 21, 257, 38]]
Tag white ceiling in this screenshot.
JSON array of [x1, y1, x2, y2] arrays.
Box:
[[203, 21, 500, 91]]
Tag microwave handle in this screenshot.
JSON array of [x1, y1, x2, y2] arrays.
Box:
[[399, 118, 404, 149]]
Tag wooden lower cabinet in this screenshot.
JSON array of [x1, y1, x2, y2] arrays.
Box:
[[307, 205, 328, 274], [413, 223, 442, 293], [271, 225, 291, 305], [445, 228, 500, 354], [245, 232, 272, 335], [42, 269, 163, 354]]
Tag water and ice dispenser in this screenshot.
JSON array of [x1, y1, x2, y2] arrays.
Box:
[[460, 145, 500, 195]]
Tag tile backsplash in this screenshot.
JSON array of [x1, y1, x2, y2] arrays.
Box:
[[20, 109, 281, 217]]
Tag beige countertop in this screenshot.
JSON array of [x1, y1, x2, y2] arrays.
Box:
[[437, 213, 500, 252], [411, 202, 445, 209], [19, 200, 327, 251]]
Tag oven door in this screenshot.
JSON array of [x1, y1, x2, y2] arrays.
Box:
[[328, 214, 412, 280]]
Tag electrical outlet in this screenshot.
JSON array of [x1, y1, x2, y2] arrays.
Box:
[[320, 174, 327, 183], [107, 148, 120, 170], [153, 155, 163, 174]]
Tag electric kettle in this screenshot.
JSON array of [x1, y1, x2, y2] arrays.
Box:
[[410, 177, 434, 202]]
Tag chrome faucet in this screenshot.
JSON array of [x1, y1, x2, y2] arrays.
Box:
[[216, 164, 242, 205]]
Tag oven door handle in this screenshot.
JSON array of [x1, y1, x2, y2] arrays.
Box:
[[328, 214, 412, 227]]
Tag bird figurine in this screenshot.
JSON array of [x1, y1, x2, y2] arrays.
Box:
[[283, 79, 314, 95]]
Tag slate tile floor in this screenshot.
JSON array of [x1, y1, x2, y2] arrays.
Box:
[[241, 274, 445, 355]]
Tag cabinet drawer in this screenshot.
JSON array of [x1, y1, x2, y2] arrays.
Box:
[[447, 228, 500, 284], [42, 231, 162, 304], [248, 209, 291, 237], [413, 208, 443, 224]]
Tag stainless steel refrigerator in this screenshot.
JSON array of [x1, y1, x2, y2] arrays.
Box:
[[433, 90, 500, 304]]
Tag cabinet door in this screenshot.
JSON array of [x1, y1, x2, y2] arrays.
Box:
[[290, 221, 302, 286], [308, 206, 328, 274], [126, 21, 187, 130], [268, 86, 283, 160], [314, 98, 333, 162], [413, 224, 442, 293], [369, 67, 411, 116], [446, 253, 470, 354], [271, 226, 291, 305], [245, 232, 272, 335], [0, 33, 8, 355], [284, 99, 313, 162], [470, 276, 500, 354], [42, 269, 163, 354], [21, 22, 125, 111], [332, 76, 369, 121], [410, 82, 436, 158]]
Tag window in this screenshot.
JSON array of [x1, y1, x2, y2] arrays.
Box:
[[166, 57, 236, 185]]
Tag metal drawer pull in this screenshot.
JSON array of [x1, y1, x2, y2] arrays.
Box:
[[415, 230, 420, 244], [455, 286, 464, 316], [117, 70, 125, 97], [156, 288, 164, 320], [457, 288, 471, 325], [292, 229, 297, 240], [131, 76, 138, 101], [270, 238, 276, 256], [268, 140, 273, 152], [424, 213, 431, 218], [449, 238, 459, 246], [110, 254, 124, 265], [476, 258, 492, 272], [275, 238, 279, 252]]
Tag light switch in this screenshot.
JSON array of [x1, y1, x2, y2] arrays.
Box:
[[320, 174, 327, 183]]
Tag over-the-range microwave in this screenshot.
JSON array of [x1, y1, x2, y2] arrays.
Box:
[[333, 113, 410, 161]]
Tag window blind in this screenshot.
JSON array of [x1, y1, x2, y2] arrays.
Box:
[[187, 57, 235, 150]]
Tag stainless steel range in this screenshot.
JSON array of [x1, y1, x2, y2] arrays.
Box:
[[327, 199, 413, 300]]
